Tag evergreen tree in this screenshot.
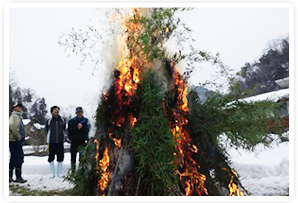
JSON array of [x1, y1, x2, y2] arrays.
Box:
[[9, 85, 14, 116], [9, 70, 48, 121], [14, 87, 22, 103], [230, 37, 289, 97], [11, 87, 29, 118], [31, 97, 48, 124], [23, 88, 33, 103]]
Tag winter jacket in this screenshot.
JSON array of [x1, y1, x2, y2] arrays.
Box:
[[45, 116, 66, 144], [67, 116, 90, 145], [9, 112, 25, 142]]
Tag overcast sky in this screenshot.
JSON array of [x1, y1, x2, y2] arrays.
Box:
[[9, 7, 289, 120]]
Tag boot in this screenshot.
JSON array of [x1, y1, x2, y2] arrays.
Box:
[[57, 162, 63, 178], [15, 167, 27, 183], [71, 163, 76, 174], [9, 168, 14, 183], [49, 161, 55, 179]]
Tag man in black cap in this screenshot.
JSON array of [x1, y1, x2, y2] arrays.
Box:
[[9, 103, 27, 183], [67, 107, 90, 173]]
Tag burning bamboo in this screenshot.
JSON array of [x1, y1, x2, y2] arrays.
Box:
[[90, 8, 246, 196]]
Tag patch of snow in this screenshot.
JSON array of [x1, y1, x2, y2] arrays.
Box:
[[232, 160, 289, 196], [10, 174, 74, 192], [226, 89, 289, 109], [33, 123, 45, 130], [10, 153, 77, 192], [234, 74, 246, 83], [240, 88, 289, 103], [251, 64, 259, 72], [22, 119, 31, 126], [227, 132, 289, 196]]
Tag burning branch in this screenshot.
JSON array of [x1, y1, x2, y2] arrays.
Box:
[[168, 63, 208, 196]]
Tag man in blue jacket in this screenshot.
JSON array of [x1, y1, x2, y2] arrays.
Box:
[[45, 106, 66, 178], [67, 107, 90, 173]]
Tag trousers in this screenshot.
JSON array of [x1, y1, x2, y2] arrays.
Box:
[[48, 143, 64, 162], [9, 140, 24, 169]]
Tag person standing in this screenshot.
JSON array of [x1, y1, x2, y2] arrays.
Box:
[[67, 107, 90, 173], [9, 103, 27, 183], [45, 106, 66, 178]]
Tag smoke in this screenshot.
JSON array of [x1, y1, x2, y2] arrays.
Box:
[[99, 35, 122, 91], [150, 58, 173, 91]]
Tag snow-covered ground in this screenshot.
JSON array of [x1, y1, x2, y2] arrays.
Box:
[[10, 132, 289, 196], [227, 133, 289, 196], [10, 152, 74, 192]]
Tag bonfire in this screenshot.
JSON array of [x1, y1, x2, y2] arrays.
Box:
[[61, 8, 284, 196], [75, 8, 244, 196]]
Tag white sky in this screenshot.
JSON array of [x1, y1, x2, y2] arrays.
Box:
[[9, 7, 289, 120]]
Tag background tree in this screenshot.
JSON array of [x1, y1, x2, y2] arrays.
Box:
[[30, 97, 48, 125], [23, 88, 34, 103], [9, 85, 14, 116], [60, 105, 76, 122], [230, 37, 289, 98]]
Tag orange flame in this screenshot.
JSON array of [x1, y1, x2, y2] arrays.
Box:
[[222, 168, 244, 196], [98, 146, 111, 196], [94, 139, 99, 162], [95, 9, 146, 194], [110, 9, 149, 148], [171, 67, 208, 196], [228, 169, 244, 196], [109, 133, 121, 148], [113, 8, 149, 104], [94, 139, 111, 195]]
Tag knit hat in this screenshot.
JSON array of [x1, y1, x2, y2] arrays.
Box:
[[76, 107, 84, 113]]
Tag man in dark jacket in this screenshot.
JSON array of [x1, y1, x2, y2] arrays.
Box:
[[45, 106, 66, 178], [67, 107, 90, 173], [9, 103, 27, 183]]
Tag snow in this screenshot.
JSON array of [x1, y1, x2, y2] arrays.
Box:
[[239, 88, 289, 103], [227, 132, 289, 196], [225, 88, 289, 110], [33, 123, 45, 130], [10, 153, 75, 192], [22, 119, 31, 126]]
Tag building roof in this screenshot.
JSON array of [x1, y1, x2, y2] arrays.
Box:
[[226, 88, 289, 108], [240, 88, 289, 103], [275, 77, 289, 89]]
